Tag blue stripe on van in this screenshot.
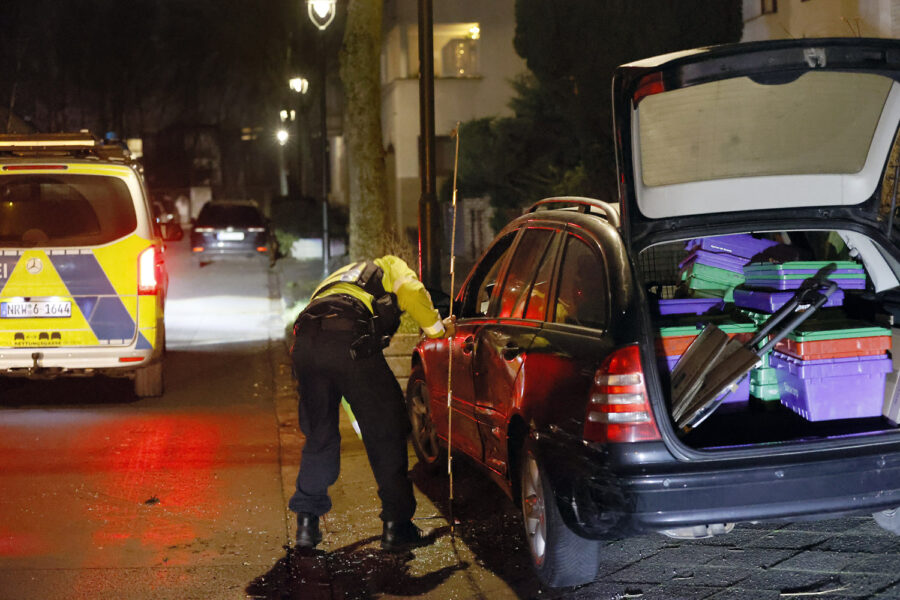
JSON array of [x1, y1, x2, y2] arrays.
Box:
[[135, 332, 152, 350], [51, 255, 116, 295], [89, 297, 136, 341], [74, 296, 98, 320]]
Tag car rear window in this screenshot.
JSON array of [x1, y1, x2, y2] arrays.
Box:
[[638, 71, 892, 186], [195, 204, 264, 227], [0, 174, 137, 247]]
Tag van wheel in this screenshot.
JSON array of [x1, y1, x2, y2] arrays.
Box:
[[520, 439, 600, 588], [134, 360, 164, 397], [406, 364, 444, 473], [874, 507, 900, 534]]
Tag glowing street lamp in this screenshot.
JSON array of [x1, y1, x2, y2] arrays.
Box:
[[307, 0, 334, 275], [276, 129, 289, 145], [307, 0, 336, 30], [289, 77, 309, 94]]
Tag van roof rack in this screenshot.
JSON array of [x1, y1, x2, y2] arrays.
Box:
[[0, 132, 134, 163], [526, 196, 620, 228]]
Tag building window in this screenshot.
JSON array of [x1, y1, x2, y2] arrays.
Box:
[[761, 0, 777, 13], [401, 22, 481, 79]]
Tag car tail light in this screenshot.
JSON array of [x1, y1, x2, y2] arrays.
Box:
[[192, 247, 205, 253], [248, 227, 265, 232], [633, 72, 665, 106], [256, 246, 267, 252], [138, 247, 158, 295], [585, 344, 661, 444], [194, 227, 215, 233]]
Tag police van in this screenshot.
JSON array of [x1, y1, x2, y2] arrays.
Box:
[[0, 133, 167, 396]]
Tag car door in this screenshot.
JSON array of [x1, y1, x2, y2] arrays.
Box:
[[435, 230, 517, 462], [470, 226, 561, 476], [523, 228, 617, 433]]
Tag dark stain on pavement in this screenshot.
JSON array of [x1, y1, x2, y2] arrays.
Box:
[[245, 537, 468, 599]]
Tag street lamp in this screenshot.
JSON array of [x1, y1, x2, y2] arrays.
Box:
[[276, 129, 289, 196], [307, 0, 335, 275], [288, 75, 308, 212]]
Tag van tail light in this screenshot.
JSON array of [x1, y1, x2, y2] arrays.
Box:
[[585, 344, 661, 444], [138, 247, 158, 295]]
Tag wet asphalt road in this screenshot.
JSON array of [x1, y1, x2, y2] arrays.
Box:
[[3, 238, 900, 599]]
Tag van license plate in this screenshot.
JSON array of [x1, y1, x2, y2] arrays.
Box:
[[217, 231, 244, 241], [1, 301, 72, 318]]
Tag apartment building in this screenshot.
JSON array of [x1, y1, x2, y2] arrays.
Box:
[[381, 0, 526, 250], [743, 0, 900, 40]]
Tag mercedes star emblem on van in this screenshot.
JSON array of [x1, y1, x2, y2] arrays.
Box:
[[25, 257, 42, 274]]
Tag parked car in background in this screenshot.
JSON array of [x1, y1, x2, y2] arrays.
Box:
[[407, 38, 900, 588], [189, 199, 274, 266], [0, 132, 167, 397]]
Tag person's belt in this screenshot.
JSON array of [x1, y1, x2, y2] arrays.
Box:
[[318, 315, 358, 331]]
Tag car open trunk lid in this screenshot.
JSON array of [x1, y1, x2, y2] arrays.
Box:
[[613, 38, 900, 253]]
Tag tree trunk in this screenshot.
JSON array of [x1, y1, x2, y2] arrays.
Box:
[[339, 0, 388, 260]]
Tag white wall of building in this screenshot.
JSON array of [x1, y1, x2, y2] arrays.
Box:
[[742, 0, 900, 41], [381, 0, 526, 234]]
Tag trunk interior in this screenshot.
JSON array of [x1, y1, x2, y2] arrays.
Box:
[[639, 229, 900, 450]]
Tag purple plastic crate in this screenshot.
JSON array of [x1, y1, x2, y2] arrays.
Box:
[[733, 287, 845, 313], [684, 234, 779, 259], [678, 249, 748, 274], [743, 277, 866, 290], [658, 298, 725, 315], [660, 355, 749, 404], [769, 352, 892, 421]]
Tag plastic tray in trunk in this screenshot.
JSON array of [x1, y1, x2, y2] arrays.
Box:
[[657, 298, 725, 315], [774, 335, 891, 360], [733, 287, 845, 313], [770, 352, 892, 421], [743, 275, 866, 290], [684, 234, 778, 259], [678, 249, 748, 274]]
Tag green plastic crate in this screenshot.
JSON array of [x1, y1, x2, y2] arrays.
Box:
[[750, 366, 778, 385], [743, 260, 863, 273], [750, 381, 781, 401], [682, 263, 746, 286], [785, 319, 890, 342], [659, 322, 757, 338]]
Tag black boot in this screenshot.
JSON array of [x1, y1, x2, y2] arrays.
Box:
[[296, 513, 322, 549], [381, 520, 433, 552]]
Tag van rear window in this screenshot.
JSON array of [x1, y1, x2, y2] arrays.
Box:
[[0, 175, 137, 246]]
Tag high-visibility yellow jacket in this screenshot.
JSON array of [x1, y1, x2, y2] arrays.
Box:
[[312, 255, 445, 338]]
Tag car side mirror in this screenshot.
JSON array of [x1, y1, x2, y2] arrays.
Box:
[[426, 287, 451, 319]]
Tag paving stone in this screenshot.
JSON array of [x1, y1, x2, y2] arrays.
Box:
[[740, 571, 896, 597], [603, 562, 679, 585], [688, 529, 769, 547], [814, 534, 900, 554], [782, 517, 870, 533], [745, 530, 832, 549], [843, 553, 900, 575], [636, 583, 721, 600], [706, 588, 782, 600], [769, 550, 866, 573], [704, 547, 796, 569], [636, 545, 730, 568]]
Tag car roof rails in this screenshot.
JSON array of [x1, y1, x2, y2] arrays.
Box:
[[526, 196, 620, 229], [0, 132, 135, 164]]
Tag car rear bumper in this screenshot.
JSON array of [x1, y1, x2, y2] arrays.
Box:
[[535, 432, 900, 539], [0, 345, 155, 376]]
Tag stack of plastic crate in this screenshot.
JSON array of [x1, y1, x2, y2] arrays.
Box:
[[770, 318, 892, 421], [656, 316, 758, 404], [734, 260, 863, 407], [680, 235, 778, 302]]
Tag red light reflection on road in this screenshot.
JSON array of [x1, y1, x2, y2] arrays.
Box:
[[0, 412, 250, 567]]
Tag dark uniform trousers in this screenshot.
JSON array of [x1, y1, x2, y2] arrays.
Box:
[[288, 305, 415, 523]]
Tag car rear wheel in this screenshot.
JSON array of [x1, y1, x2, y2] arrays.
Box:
[[520, 439, 601, 588], [405, 363, 443, 472]]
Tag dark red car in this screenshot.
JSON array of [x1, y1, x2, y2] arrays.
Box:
[[407, 38, 900, 588]]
